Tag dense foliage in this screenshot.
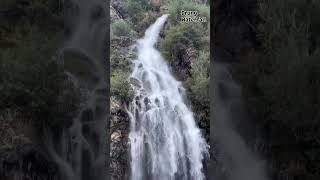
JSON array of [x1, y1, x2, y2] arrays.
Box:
[[111, 70, 133, 104], [160, 23, 206, 60], [123, 0, 160, 34], [234, 0, 320, 179], [186, 51, 210, 103], [111, 20, 131, 37], [0, 0, 81, 143]]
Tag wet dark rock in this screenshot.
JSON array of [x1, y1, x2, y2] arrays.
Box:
[[129, 77, 141, 88], [170, 44, 197, 81], [143, 97, 150, 105], [144, 97, 152, 110], [155, 98, 160, 107]]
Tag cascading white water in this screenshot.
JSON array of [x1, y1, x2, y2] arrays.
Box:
[[128, 14, 209, 180], [44, 1, 107, 180]]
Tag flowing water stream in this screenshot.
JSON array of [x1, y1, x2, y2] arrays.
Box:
[[128, 15, 209, 180]]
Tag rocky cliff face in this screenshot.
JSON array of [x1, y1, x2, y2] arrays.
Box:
[[110, 98, 130, 180], [110, 4, 133, 180], [170, 44, 198, 81]]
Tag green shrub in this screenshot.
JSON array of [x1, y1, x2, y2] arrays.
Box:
[[0, 24, 81, 131], [124, 0, 154, 22], [110, 49, 130, 73], [133, 11, 159, 34], [123, 0, 162, 33], [185, 51, 209, 103], [160, 0, 209, 60], [249, 0, 320, 127], [0, 59, 82, 130], [184, 51, 209, 127], [160, 23, 205, 60], [0, 0, 63, 30], [111, 70, 133, 103], [111, 20, 131, 37], [235, 1, 320, 178]]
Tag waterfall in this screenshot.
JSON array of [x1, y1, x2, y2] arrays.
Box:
[[213, 62, 268, 180], [128, 15, 209, 180], [44, 1, 108, 180]]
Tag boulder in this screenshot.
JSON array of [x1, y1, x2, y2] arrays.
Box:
[[111, 130, 122, 143], [110, 6, 121, 21], [129, 77, 141, 88], [111, 96, 121, 110]]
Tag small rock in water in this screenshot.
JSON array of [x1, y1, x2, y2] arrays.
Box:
[[129, 77, 141, 88], [144, 97, 150, 105], [178, 86, 185, 94], [139, 89, 147, 96], [155, 98, 160, 107], [136, 101, 141, 109], [144, 97, 152, 110]]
